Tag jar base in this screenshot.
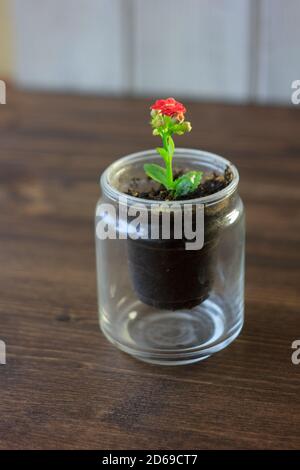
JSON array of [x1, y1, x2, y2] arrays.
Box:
[[100, 297, 243, 366]]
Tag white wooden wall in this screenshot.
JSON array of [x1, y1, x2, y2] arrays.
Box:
[[11, 0, 300, 103], [256, 0, 300, 103]]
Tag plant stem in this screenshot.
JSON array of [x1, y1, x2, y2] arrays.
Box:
[[162, 132, 173, 188], [166, 156, 173, 188]]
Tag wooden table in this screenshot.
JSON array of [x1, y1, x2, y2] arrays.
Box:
[[0, 90, 299, 450]]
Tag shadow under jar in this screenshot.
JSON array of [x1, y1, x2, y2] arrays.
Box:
[[96, 149, 245, 365]]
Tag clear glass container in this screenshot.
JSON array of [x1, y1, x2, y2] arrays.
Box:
[[95, 149, 245, 365]]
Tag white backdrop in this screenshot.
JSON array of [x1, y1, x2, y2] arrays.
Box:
[[11, 0, 300, 104]]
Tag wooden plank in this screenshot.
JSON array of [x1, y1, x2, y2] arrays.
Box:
[[10, 0, 300, 103], [0, 0, 13, 79], [256, 0, 300, 103], [132, 0, 252, 101], [11, 0, 126, 92]]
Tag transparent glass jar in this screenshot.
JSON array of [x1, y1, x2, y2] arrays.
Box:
[[95, 149, 245, 365]]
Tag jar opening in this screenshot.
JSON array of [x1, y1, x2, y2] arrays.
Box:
[[101, 148, 239, 206]]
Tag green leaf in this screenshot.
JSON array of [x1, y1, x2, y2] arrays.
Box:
[[167, 136, 175, 157], [174, 171, 203, 198], [155, 147, 169, 161], [144, 163, 168, 187]]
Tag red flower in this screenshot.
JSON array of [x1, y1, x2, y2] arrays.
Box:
[[151, 97, 186, 120]]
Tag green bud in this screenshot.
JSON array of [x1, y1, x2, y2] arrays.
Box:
[[182, 121, 192, 132], [173, 121, 192, 135], [151, 114, 164, 128]]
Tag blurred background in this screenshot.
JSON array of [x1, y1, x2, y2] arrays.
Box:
[[0, 0, 299, 104]]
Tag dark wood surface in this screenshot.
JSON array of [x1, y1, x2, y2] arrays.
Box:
[[0, 89, 300, 450]]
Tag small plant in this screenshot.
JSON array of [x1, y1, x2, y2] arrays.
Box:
[[144, 97, 203, 198]]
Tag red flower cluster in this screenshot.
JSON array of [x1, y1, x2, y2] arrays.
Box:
[[151, 97, 186, 121]]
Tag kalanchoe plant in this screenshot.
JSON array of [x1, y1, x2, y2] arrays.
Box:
[[144, 97, 203, 198]]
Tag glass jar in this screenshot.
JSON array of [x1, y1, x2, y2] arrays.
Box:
[[95, 149, 245, 365]]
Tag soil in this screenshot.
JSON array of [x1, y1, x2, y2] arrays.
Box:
[[126, 166, 233, 201], [125, 165, 234, 310]]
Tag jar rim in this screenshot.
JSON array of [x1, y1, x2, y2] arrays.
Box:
[[100, 148, 239, 206]]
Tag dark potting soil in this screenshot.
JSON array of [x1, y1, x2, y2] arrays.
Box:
[[125, 166, 234, 309], [126, 166, 233, 201]]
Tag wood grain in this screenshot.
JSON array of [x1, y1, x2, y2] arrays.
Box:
[[0, 89, 300, 449]]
